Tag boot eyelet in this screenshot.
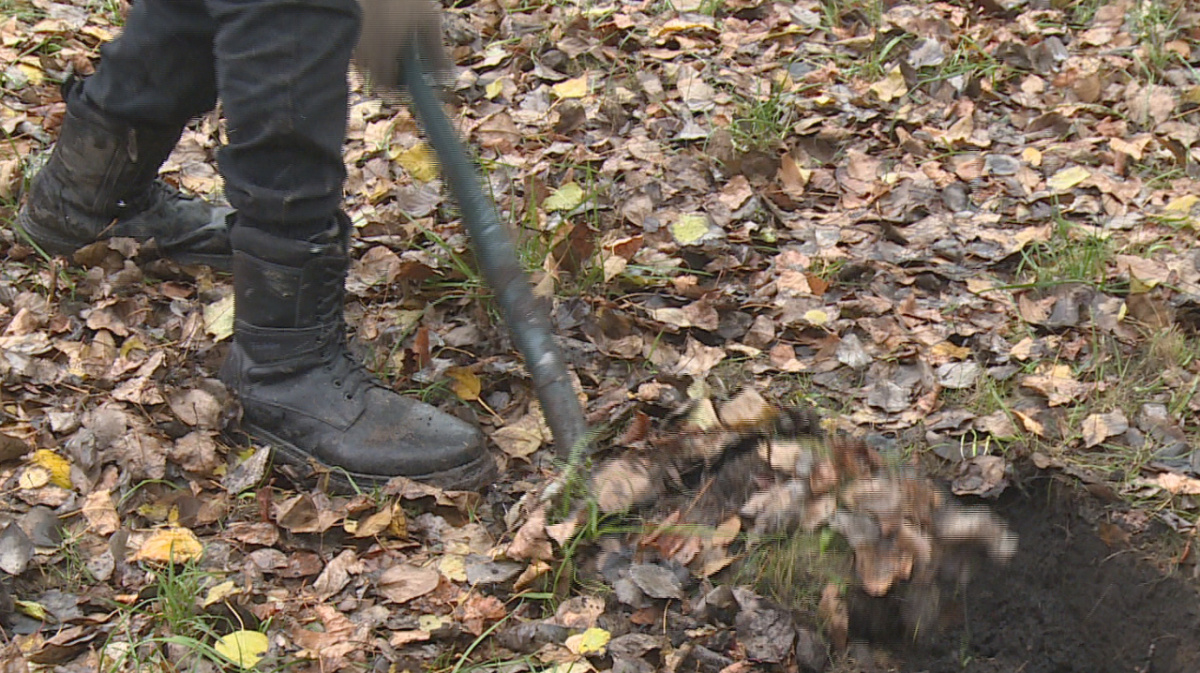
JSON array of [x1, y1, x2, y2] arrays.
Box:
[[332, 380, 342, 388], [345, 393, 354, 401]]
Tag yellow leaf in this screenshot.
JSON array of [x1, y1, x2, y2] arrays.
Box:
[[418, 614, 445, 631], [119, 336, 148, 358], [566, 626, 611, 655], [446, 367, 481, 402], [131, 527, 204, 564], [1021, 147, 1042, 167], [485, 78, 505, 100], [31, 449, 72, 489], [553, 74, 589, 99], [14, 600, 46, 620], [1047, 165, 1091, 191], [544, 182, 586, 212], [869, 65, 907, 102], [17, 64, 44, 86], [214, 630, 269, 669], [670, 213, 710, 245], [1165, 194, 1199, 213], [203, 294, 235, 342], [437, 554, 467, 582], [804, 309, 829, 326], [395, 142, 439, 182], [19, 465, 51, 490], [201, 580, 241, 608]]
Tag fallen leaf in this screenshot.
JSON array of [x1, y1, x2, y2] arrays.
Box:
[[566, 627, 611, 655], [1047, 166, 1091, 191], [203, 294, 235, 341], [491, 411, 548, 459], [80, 489, 120, 536], [394, 142, 439, 181], [30, 450, 72, 489], [446, 367, 481, 402], [130, 527, 204, 564], [544, 182, 586, 212], [1081, 409, 1129, 448], [869, 65, 907, 102], [670, 213, 712, 245], [377, 563, 440, 604], [553, 74, 589, 99], [214, 630, 269, 669], [507, 504, 554, 561], [591, 456, 659, 514], [674, 337, 726, 378]]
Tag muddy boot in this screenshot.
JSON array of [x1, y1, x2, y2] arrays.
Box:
[[15, 77, 231, 269], [218, 216, 495, 492]]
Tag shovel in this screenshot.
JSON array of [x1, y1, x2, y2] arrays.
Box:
[[400, 53, 589, 465]]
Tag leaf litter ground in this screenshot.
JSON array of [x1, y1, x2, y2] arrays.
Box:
[[2, 0, 1200, 671]]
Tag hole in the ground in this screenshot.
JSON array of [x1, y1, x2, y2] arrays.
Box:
[[886, 478, 1200, 673]]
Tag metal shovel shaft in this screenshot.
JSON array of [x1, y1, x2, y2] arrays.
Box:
[[402, 58, 587, 460]]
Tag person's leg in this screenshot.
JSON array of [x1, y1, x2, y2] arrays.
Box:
[[209, 0, 493, 491], [16, 0, 232, 267]]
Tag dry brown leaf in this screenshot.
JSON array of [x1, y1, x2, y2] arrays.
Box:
[[491, 411, 548, 459], [80, 489, 119, 536], [312, 549, 363, 601], [507, 504, 554, 561], [274, 493, 340, 534], [457, 594, 508, 636], [673, 337, 726, 378], [1139, 472, 1200, 496], [1081, 409, 1129, 448], [377, 563, 440, 604]]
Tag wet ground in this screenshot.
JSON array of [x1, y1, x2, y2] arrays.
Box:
[[888, 477, 1200, 673]]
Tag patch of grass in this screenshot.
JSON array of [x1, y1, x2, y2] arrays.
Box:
[[1059, 0, 1107, 29], [1011, 217, 1116, 290], [1127, 0, 1189, 74], [729, 79, 798, 153], [819, 0, 884, 35], [0, 0, 42, 22], [40, 527, 97, 593], [740, 527, 852, 613], [919, 34, 1008, 92], [101, 560, 256, 672]]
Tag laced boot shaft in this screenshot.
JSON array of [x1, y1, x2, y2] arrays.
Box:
[[220, 216, 495, 492], [15, 77, 232, 268]]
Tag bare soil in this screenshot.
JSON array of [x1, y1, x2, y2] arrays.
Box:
[[888, 478, 1200, 673]]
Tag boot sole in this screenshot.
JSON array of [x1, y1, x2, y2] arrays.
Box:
[[242, 422, 499, 494], [14, 210, 232, 271]]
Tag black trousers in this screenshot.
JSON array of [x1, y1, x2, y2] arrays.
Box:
[[81, 0, 362, 237]]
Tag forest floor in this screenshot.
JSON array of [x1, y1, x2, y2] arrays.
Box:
[[1, 0, 1200, 671]]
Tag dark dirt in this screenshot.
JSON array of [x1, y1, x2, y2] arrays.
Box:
[[889, 477, 1200, 673]]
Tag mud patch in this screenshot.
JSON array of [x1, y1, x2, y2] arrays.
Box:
[[892, 477, 1200, 673]]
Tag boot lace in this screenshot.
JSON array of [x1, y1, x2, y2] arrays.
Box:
[[312, 258, 381, 403]]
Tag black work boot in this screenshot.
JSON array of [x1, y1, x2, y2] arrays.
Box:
[[14, 78, 231, 269], [218, 216, 495, 492]]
